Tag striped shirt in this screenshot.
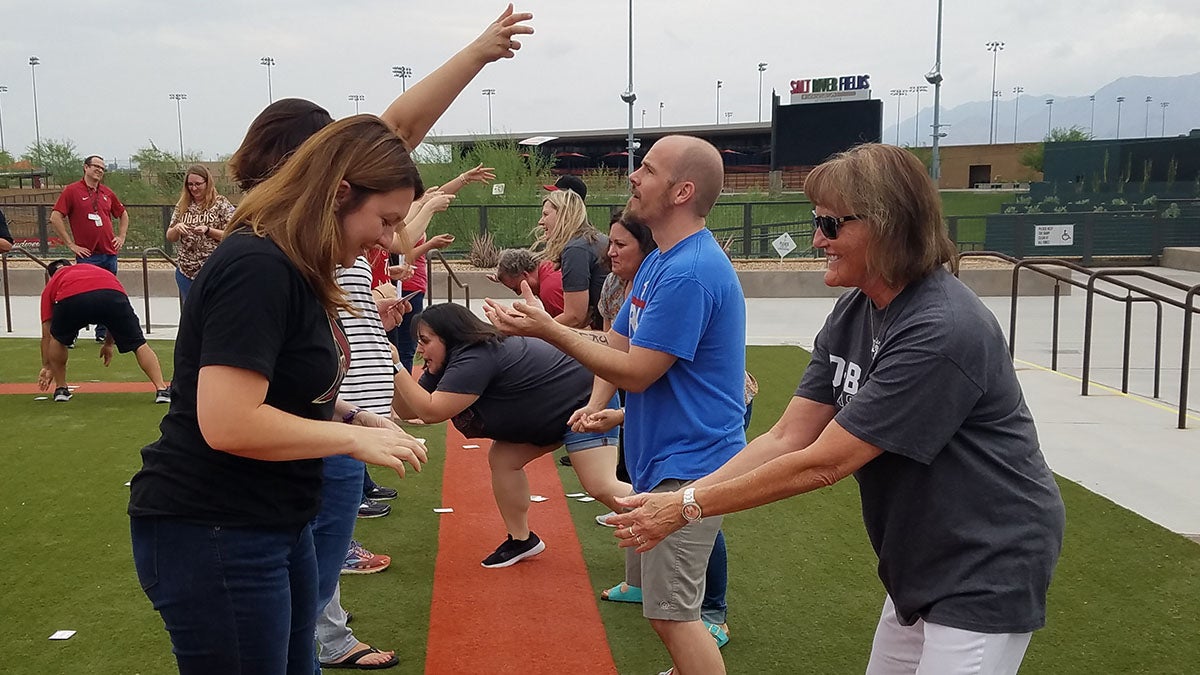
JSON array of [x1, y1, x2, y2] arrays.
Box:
[[336, 258, 398, 415]]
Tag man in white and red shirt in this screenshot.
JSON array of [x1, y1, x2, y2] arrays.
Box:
[[49, 155, 129, 342], [38, 260, 169, 404]]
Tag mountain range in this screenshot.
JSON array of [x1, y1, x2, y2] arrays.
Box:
[[883, 72, 1200, 147]]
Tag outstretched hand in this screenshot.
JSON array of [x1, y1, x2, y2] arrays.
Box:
[[461, 164, 497, 184], [482, 280, 553, 337], [469, 4, 534, 63], [99, 343, 115, 366], [607, 491, 688, 553], [37, 367, 53, 391]]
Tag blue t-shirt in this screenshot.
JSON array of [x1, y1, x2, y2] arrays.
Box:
[[613, 229, 747, 492]]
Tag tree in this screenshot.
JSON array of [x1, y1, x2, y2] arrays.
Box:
[[21, 138, 84, 184], [0, 149, 15, 167], [132, 141, 203, 173], [1018, 126, 1094, 174]]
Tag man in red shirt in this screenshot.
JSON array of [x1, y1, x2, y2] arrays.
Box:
[[38, 260, 170, 404], [49, 155, 129, 342], [493, 248, 565, 316]]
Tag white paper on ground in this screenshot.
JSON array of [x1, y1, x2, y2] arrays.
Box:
[[530, 495, 549, 502], [415, 438, 427, 444], [124, 481, 131, 487], [433, 507, 454, 513], [34, 396, 48, 401], [575, 496, 596, 503], [49, 630, 76, 640], [564, 492, 587, 498], [462, 444, 481, 449]]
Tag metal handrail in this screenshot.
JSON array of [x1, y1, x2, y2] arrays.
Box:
[[426, 249, 471, 309], [1182, 285, 1200, 429], [141, 248, 180, 334], [1, 246, 51, 333]]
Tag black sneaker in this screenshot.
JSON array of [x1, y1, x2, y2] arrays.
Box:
[[154, 389, 171, 404], [357, 499, 391, 519], [481, 532, 545, 568], [366, 485, 398, 501], [558, 454, 572, 467], [53, 387, 72, 402]]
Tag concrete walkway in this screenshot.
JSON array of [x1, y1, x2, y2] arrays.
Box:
[[4, 267, 1198, 541]]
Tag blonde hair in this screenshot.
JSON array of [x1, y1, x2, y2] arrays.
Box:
[[532, 189, 599, 264], [804, 143, 957, 287], [226, 115, 424, 315], [176, 165, 217, 212]]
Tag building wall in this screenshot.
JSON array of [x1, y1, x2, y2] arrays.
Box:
[[935, 143, 1042, 188]]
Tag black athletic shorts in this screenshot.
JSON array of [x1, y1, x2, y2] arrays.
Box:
[[49, 289, 146, 353]]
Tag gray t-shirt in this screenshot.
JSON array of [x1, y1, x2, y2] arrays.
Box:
[[560, 234, 608, 329], [795, 267, 1065, 633], [419, 336, 593, 447]]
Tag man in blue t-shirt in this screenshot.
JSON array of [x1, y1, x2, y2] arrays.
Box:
[[486, 135, 744, 675]]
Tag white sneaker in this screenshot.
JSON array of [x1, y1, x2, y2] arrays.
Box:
[[595, 511, 618, 527]]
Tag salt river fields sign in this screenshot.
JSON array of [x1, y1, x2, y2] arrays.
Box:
[[790, 74, 871, 104]]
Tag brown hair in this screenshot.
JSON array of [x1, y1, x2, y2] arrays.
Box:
[[804, 143, 957, 286], [175, 164, 217, 212], [228, 99, 335, 192], [226, 115, 424, 314]]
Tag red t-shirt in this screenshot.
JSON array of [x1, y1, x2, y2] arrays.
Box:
[[537, 261, 565, 317], [402, 237, 429, 293], [52, 180, 127, 255], [367, 248, 390, 289], [40, 264, 126, 322]]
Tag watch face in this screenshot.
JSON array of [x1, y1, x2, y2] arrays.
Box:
[[682, 503, 702, 522]]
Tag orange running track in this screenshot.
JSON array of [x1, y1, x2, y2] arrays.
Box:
[[424, 423, 617, 675]]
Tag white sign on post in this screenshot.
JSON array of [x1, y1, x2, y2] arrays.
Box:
[[491, 183, 506, 196], [1034, 224, 1075, 246], [772, 232, 798, 259]]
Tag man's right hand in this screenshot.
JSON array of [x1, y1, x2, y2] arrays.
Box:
[[37, 367, 53, 391], [68, 242, 90, 258], [483, 281, 553, 337]]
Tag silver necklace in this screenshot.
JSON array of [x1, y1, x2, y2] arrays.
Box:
[[869, 303, 891, 355]]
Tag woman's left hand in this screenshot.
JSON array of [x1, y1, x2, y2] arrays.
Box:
[[607, 490, 687, 553], [461, 164, 496, 184]]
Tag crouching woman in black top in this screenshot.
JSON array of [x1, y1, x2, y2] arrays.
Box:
[[128, 116, 428, 675]]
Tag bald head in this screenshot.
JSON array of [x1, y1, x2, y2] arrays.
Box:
[[656, 135, 724, 217]]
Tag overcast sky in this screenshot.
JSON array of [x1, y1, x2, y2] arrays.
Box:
[[1, 0, 1197, 164]]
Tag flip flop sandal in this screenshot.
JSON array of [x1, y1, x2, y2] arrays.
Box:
[[600, 583, 643, 603], [320, 646, 399, 670], [704, 621, 730, 649]]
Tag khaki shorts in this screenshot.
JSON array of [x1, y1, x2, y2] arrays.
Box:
[[624, 479, 723, 622]]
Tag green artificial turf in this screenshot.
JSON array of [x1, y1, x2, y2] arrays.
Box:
[[2, 340, 1198, 674], [0, 338, 176, 385]]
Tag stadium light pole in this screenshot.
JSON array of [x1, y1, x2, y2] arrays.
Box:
[[725, 111, 733, 125], [985, 41, 1004, 144], [1160, 101, 1170, 136], [168, 93, 188, 161], [992, 90, 1003, 142], [1045, 98, 1054, 137], [757, 62, 768, 122], [260, 57, 275, 103], [889, 89, 906, 145], [481, 89, 495, 134], [392, 65, 412, 93], [1011, 86, 1024, 143], [1115, 96, 1125, 138], [1143, 96, 1153, 137], [641, 108, 646, 128], [1089, 95, 1096, 136], [348, 94, 365, 115], [715, 80, 722, 124], [29, 56, 41, 153], [620, 0, 637, 178], [0, 85, 7, 152], [909, 85, 928, 146], [659, 101, 663, 127], [928, 0, 946, 182]]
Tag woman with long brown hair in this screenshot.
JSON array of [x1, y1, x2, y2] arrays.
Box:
[[165, 165, 234, 302]]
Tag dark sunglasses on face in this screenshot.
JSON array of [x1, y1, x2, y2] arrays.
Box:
[[813, 213, 861, 240]]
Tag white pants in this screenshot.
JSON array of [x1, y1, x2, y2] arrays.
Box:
[[865, 596, 1033, 675]]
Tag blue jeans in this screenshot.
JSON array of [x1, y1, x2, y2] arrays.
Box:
[[311, 455, 366, 672], [130, 516, 319, 675], [702, 530, 728, 625], [77, 253, 118, 340], [175, 268, 194, 304], [389, 291, 424, 373]]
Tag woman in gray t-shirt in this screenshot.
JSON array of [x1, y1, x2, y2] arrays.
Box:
[[392, 302, 629, 569], [609, 143, 1066, 675]]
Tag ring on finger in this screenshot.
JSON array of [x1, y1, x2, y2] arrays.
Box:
[[629, 525, 636, 536]]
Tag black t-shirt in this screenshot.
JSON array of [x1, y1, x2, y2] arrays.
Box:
[[560, 235, 608, 329], [129, 231, 345, 527], [795, 268, 1065, 633], [418, 336, 593, 447]]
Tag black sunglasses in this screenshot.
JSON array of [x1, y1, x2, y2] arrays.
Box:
[[812, 214, 861, 240]]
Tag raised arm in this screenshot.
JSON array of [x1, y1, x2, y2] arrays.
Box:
[[380, 5, 533, 148]]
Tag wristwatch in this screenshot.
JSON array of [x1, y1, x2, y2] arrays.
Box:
[[681, 487, 703, 523]]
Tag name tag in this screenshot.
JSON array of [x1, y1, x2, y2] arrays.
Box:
[[88, 213, 102, 225]]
